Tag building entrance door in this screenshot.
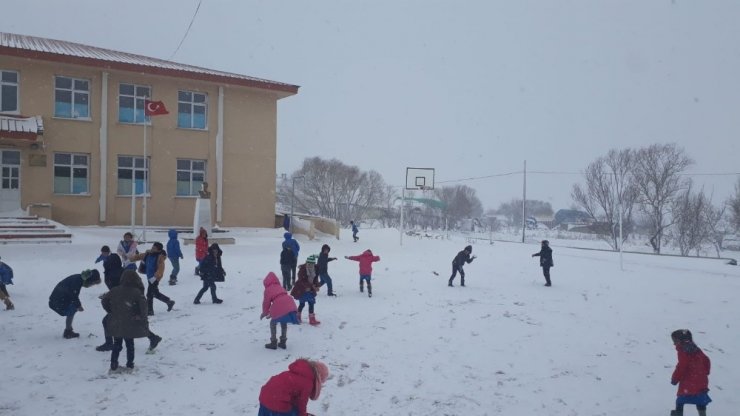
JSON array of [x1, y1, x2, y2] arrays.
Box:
[[0, 150, 21, 213]]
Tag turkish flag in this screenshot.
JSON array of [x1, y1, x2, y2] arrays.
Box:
[[144, 100, 169, 116]]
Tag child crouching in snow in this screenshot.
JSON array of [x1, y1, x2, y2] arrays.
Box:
[[670, 329, 711, 416], [345, 249, 380, 297], [261, 272, 299, 350], [290, 255, 321, 325], [258, 358, 329, 416]]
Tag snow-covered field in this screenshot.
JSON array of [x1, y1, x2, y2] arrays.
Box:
[[1, 226, 738, 415]]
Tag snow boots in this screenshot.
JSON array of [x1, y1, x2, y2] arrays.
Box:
[[148, 334, 162, 352], [367, 282, 372, 298], [265, 338, 278, 350], [278, 336, 287, 349], [168, 275, 177, 285], [96, 337, 114, 351], [63, 328, 79, 339], [309, 313, 321, 326]]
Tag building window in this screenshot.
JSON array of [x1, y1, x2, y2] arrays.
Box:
[[117, 155, 150, 195], [178, 91, 207, 129], [54, 76, 90, 119], [118, 83, 150, 124], [54, 153, 89, 194], [0, 70, 19, 113], [176, 159, 206, 196]]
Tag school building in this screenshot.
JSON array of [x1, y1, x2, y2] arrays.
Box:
[[0, 32, 298, 227]]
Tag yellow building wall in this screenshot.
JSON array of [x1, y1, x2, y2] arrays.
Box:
[[0, 55, 284, 228]]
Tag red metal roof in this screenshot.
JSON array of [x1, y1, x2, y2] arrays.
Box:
[[0, 32, 299, 95]]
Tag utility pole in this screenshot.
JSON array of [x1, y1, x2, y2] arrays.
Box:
[[521, 160, 526, 243], [400, 188, 405, 246]]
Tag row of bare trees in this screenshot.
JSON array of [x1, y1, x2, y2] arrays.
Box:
[[277, 157, 484, 229], [572, 143, 734, 255]]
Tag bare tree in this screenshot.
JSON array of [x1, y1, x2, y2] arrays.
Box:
[[571, 148, 638, 250], [290, 157, 386, 224], [633, 143, 693, 253], [729, 178, 740, 232], [704, 197, 728, 257], [670, 183, 711, 256], [434, 185, 483, 229]]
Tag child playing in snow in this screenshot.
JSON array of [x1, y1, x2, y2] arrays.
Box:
[[0, 255, 15, 310], [670, 329, 712, 416], [345, 249, 380, 297], [166, 229, 184, 285], [48, 269, 101, 338], [290, 255, 321, 325], [532, 240, 554, 287], [350, 220, 359, 242], [317, 244, 337, 296], [258, 358, 329, 416], [194, 227, 208, 275], [100, 270, 161, 372], [260, 272, 299, 350], [448, 245, 476, 287], [117, 232, 138, 270]]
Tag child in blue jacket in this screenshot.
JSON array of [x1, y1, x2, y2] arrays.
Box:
[[0, 256, 15, 310], [166, 229, 184, 285]]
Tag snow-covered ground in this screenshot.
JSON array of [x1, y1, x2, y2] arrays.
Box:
[[1, 226, 738, 415]]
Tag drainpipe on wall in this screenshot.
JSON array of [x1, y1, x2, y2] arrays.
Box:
[[99, 71, 109, 222], [216, 86, 224, 223]]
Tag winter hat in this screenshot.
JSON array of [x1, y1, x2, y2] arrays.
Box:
[[81, 269, 101, 285], [464, 245, 472, 252], [306, 255, 318, 264], [309, 360, 330, 400], [671, 329, 693, 343]]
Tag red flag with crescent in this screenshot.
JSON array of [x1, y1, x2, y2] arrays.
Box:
[[144, 100, 169, 116]]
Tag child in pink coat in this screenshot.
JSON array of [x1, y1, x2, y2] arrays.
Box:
[[260, 272, 299, 350], [345, 249, 380, 298]]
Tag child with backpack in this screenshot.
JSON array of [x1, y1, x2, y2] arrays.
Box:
[[258, 359, 329, 416], [260, 272, 299, 350], [669, 329, 712, 416], [345, 249, 380, 297], [290, 255, 321, 325]]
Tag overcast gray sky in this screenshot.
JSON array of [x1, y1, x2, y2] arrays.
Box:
[[3, 0, 739, 211]]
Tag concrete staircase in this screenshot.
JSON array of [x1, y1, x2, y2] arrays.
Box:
[[0, 215, 72, 244]]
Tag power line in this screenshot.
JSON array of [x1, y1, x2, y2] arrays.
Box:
[[169, 0, 203, 60]]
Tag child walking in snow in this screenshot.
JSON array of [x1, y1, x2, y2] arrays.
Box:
[[261, 272, 299, 350], [194, 227, 208, 275], [350, 220, 359, 242], [317, 244, 337, 296], [166, 229, 184, 285], [194, 243, 224, 304], [100, 270, 161, 372], [669, 329, 712, 416], [130, 242, 175, 315], [448, 245, 476, 287], [345, 249, 380, 297], [0, 256, 15, 310], [258, 358, 329, 416], [290, 255, 321, 325], [531, 240, 554, 286]]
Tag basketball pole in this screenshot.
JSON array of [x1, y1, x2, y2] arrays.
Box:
[[400, 187, 405, 246]]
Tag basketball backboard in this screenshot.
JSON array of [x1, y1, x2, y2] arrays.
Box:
[[405, 167, 435, 190]]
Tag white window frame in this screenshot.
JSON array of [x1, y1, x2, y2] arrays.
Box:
[[177, 90, 208, 130], [0, 70, 20, 114], [176, 159, 207, 196], [54, 76, 91, 120], [118, 83, 151, 124], [53, 153, 90, 195], [117, 155, 150, 196]]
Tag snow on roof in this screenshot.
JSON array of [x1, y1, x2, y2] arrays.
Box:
[[0, 32, 299, 95], [0, 114, 43, 139]]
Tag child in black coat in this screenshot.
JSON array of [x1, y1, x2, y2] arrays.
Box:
[[532, 240, 554, 286], [448, 245, 476, 287]]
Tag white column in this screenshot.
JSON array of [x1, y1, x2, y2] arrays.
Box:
[[216, 86, 224, 223], [99, 71, 108, 222]]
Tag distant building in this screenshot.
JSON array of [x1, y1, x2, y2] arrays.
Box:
[[553, 209, 592, 230], [0, 32, 298, 226]]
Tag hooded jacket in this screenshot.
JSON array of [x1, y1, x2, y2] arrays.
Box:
[[452, 248, 474, 267], [199, 244, 224, 282], [282, 233, 300, 263], [258, 359, 320, 416], [261, 272, 297, 319], [195, 227, 209, 262], [346, 250, 381, 276], [166, 229, 183, 259], [100, 270, 149, 339], [103, 253, 124, 290], [0, 261, 13, 285], [48, 274, 84, 315], [672, 341, 711, 396], [533, 245, 554, 268]]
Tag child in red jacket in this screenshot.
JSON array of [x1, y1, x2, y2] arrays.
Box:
[[670, 329, 711, 416], [345, 249, 380, 298], [289, 255, 321, 325], [194, 227, 208, 275], [258, 359, 329, 416]]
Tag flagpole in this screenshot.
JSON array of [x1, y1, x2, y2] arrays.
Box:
[[142, 117, 148, 243]]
